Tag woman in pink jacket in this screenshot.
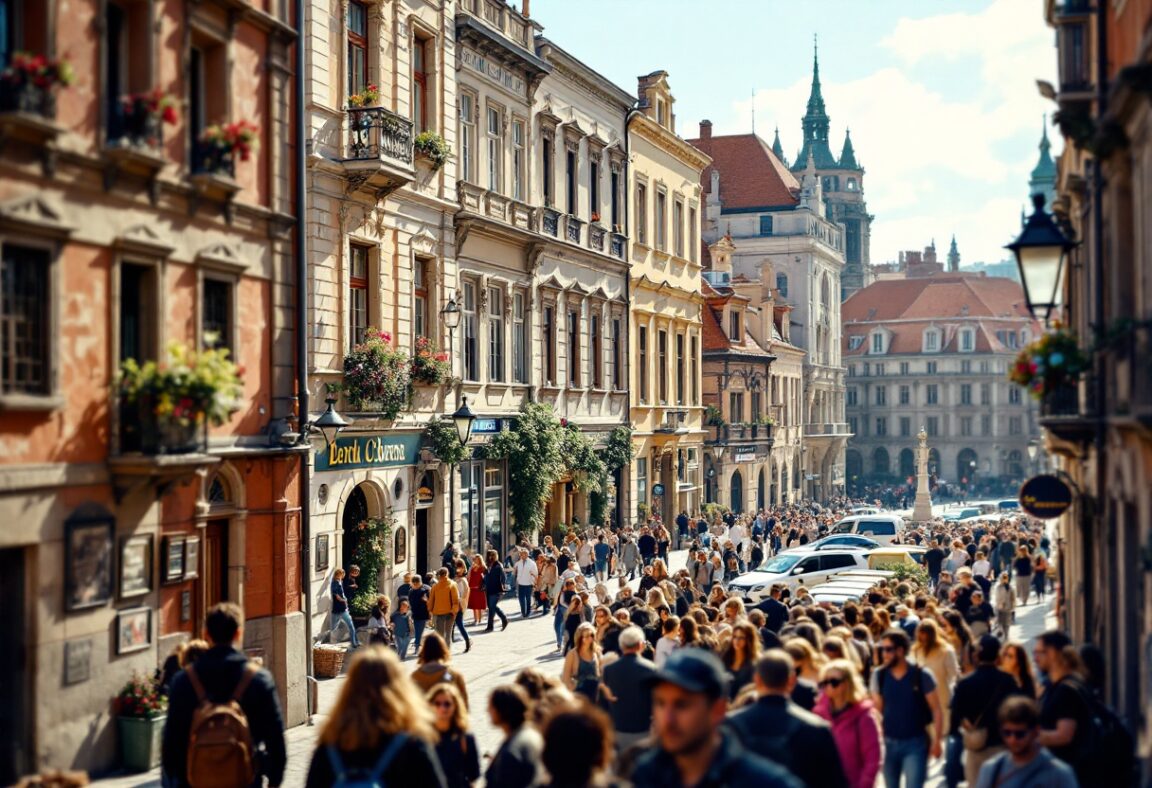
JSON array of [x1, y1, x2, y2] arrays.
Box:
[[814, 658, 883, 788]]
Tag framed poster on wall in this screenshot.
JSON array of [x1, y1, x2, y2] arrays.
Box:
[[119, 535, 153, 599], [65, 516, 114, 611], [116, 607, 151, 654], [163, 537, 185, 583], [315, 534, 330, 572], [183, 536, 200, 580]]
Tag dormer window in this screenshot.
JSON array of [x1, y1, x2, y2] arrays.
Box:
[[848, 336, 864, 351], [870, 332, 884, 354], [923, 329, 940, 352], [728, 311, 741, 341], [959, 328, 975, 352]]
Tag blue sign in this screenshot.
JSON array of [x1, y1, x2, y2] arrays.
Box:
[[652, 483, 665, 497], [472, 418, 503, 434], [315, 433, 422, 471]]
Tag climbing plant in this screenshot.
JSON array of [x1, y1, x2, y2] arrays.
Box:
[[484, 402, 566, 537], [423, 417, 470, 466], [348, 513, 394, 617]]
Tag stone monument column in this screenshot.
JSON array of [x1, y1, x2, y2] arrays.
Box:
[[912, 427, 935, 523]]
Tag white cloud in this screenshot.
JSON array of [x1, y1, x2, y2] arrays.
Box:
[[713, 0, 1057, 268]]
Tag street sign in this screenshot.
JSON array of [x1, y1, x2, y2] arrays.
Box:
[[1018, 474, 1073, 519]]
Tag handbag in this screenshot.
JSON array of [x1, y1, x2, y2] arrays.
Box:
[[962, 693, 1001, 751]]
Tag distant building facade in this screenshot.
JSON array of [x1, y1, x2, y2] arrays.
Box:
[[841, 275, 1041, 493]]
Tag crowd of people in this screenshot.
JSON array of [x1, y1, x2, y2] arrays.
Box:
[[153, 497, 1136, 787]]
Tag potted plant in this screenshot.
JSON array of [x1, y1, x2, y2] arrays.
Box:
[[590, 212, 601, 223], [196, 120, 259, 175], [0, 51, 74, 116], [117, 339, 244, 454], [410, 336, 451, 385], [413, 130, 451, 170], [340, 327, 413, 419], [348, 83, 380, 108], [119, 88, 178, 148], [1008, 325, 1088, 414], [704, 404, 725, 427], [116, 673, 167, 772]]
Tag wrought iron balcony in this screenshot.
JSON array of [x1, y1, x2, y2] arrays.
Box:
[[346, 107, 413, 163], [565, 215, 583, 244], [610, 232, 626, 259], [589, 223, 605, 252], [541, 207, 560, 237]]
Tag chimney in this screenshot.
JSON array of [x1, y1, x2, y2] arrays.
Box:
[[699, 119, 712, 139], [522, 0, 530, 18]]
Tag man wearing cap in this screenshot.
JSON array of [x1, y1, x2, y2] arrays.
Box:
[[630, 649, 802, 788], [602, 625, 659, 751], [725, 650, 848, 788]]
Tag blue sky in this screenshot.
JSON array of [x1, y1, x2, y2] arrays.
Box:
[[530, 0, 1058, 269]]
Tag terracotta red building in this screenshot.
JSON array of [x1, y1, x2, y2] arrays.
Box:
[[0, 0, 305, 778]]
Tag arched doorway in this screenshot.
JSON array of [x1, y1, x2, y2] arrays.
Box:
[[928, 448, 941, 480], [956, 448, 978, 486], [730, 470, 743, 513], [899, 448, 915, 481], [845, 449, 863, 485], [757, 467, 766, 511], [873, 447, 890, 477], [342, 485, 370, 571]]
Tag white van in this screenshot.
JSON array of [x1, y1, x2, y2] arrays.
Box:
[[829, 514, 906, 546], [726, 548, 870, 601]]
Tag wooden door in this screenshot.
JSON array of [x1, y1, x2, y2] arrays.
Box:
[[203, 520, 228, 613]]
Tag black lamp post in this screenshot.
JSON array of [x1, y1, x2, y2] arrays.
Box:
[[452, 396, 477, 446], [308, 397, 350, 452], [1007, 193, 1077, 325]]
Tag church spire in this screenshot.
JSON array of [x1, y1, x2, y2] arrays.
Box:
[[948, 235, 960, 272], [839, 127, 859, 170], [771, 126, 786, 163], [793, 35, 838, 171], [1029, 115, 1057, 207]]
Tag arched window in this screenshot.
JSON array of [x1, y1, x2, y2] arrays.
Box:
[[873, 447, 890, 476], [776, 272, 788, 298], [730, 470, 744, 513], [821, 274, 831, 308], [957, 448, 979, 484]]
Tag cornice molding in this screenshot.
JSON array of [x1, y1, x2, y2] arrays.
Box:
[[629, 114, 711, 172]]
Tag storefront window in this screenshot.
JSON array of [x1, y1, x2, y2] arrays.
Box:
[[484, 462, 503, 557]]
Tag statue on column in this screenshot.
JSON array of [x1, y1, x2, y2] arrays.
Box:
[[911, 427, 934, 523]]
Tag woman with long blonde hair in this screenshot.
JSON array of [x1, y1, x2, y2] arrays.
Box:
[[910, 618, 959, 732], [814, 659, 883, 788], [560, 621, 603, 703], [305, 646, 445, 786]]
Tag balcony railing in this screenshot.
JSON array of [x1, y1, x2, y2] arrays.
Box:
[[610, 232, 626, 259], [541, 207, 560, 237], [565, 215, 583, 244], [655, 408, 689, 434], [191, 140, 235, 178], [346, 107, 413, 164], [589, 223, 605, 252], [707, 422, 774, 444]]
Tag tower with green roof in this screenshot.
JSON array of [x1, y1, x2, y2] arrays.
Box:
[[783, 37, 873, 300], [1029, 118, 1057, 207]]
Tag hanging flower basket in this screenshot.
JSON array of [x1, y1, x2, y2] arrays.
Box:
[[339, 327, 413, 419], [410, 335, 451, 385], [1008, 327, 1088, 400], [117, 339, 244, 455], [118, 88, 178, 148]]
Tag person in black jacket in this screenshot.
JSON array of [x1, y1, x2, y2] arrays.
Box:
[[950, 634, 1023, 786], [485, 685, 543, 788], [751, 584, 789, 633], [162, 603, 287, 788], [427, 683, 480, 788], [482, 549, 509, 632], [725, 649, 848, 788], [602, 625, 659, 751], [305, 646, 446, 787]]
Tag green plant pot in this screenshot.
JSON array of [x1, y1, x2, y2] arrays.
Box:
[[119, 714, 165, 772]]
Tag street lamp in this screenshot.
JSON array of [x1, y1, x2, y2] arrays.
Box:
[[451, 396, 477, 446], [1007, 193, 1077, 325], [440, 296, 462, 331], [306, 397, 350, 452]]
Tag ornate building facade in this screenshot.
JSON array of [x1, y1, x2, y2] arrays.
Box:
[[0, 0, 304, 778], [627, 72, 709, 524], [690, 123, 850, 502], [841, 275, 1041, 493]]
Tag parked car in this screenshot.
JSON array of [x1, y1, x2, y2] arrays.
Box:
[[943, 507, 981, 522], [997, 499, 1020, 512], [726, 549, 870, 601], [807, 570, 897, 605], [850, 506, 883, 516], [866, 546, 928, 570], [785, 534, 881, 552], [828, 514, 906, 546]]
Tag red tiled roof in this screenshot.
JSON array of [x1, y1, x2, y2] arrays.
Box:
[[701, 297, 774, 357], [841, 275, 1039, 356], [687, 133, 800, 210]]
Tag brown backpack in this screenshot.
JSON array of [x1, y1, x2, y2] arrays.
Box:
[[185, 662, 258, 788]]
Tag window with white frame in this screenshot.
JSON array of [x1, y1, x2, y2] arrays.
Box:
[[486, 105, 503, 192], [923, 329, 939, 352], [462, 280, 478, 381], [488, 286, 504, 382], [960, 328, 974, 352], [459, 93, 476, 182], [871, 332, 884, 354], [512, 291, 527, 383], [673, 199, 684, 257], [511, 118, 525, 201], [348, 244, 370, 350]]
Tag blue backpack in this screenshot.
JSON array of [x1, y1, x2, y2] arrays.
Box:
[[327, 734, 408, 788]]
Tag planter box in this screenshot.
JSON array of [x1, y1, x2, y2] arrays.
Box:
[[119, 715, 165, 772]]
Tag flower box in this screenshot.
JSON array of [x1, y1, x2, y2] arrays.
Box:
[[340, 328, 413, 419], [0, 52, 73, 119]]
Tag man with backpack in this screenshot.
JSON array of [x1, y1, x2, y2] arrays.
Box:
[[870, 628, 944, 788], [162, 602, 286, 788]]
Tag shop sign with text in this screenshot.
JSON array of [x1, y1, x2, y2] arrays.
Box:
[[315, 434, 421, 472]]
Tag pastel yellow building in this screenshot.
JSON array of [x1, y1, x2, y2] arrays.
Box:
[[627, 72, 710, 525]]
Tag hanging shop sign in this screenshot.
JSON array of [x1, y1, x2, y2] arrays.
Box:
[[652, 483, 665, 497], [1018, 474, 1073, 519], [733, 451, 757, 463], [315, 433, 422, 472]]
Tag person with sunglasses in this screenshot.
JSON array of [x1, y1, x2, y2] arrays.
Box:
[[814, 658, 882, 788], [870, 628, 944, 788], [974, 696, 1077, 788], [428, 684, 480, 788], [725, 649, 848, 788]]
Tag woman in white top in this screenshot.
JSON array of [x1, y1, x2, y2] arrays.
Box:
[[971, 550, 992, 581]]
